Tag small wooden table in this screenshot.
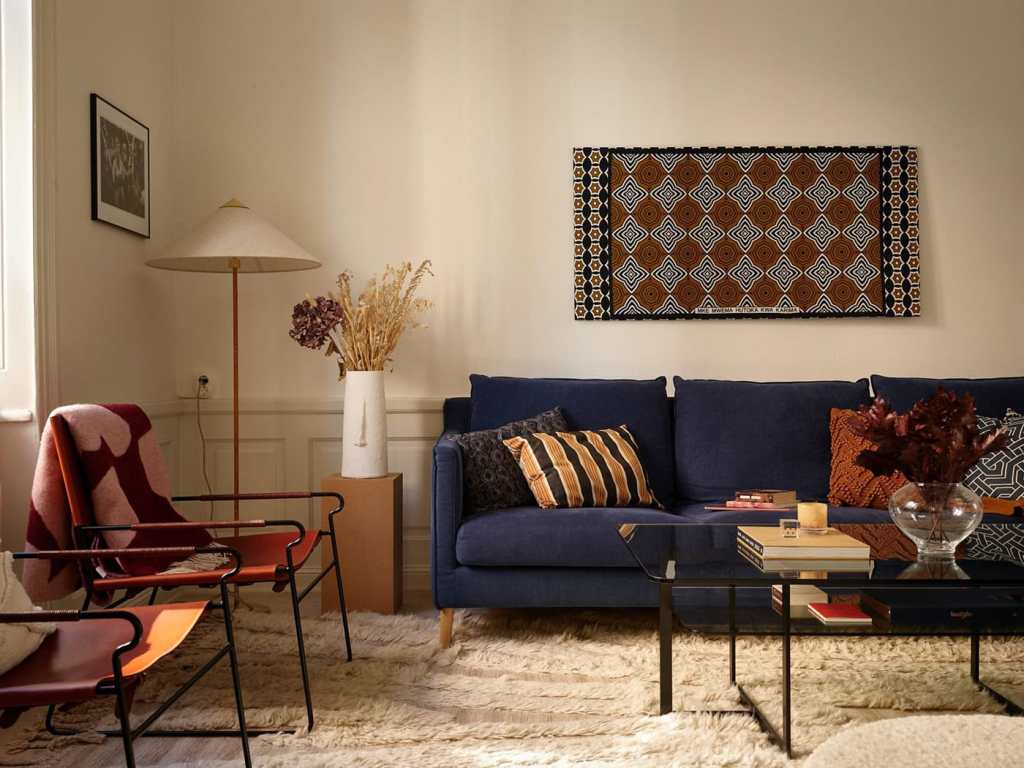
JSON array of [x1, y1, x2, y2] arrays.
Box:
[[320, 472, 402, 614]]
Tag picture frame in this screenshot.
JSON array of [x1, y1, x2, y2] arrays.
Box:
[[90, 93, 150, 237]]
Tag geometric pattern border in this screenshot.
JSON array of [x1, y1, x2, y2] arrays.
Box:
[[573, 148, 611, 319], [573, 146, 920, 320]]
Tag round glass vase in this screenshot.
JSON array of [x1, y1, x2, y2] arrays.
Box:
[[888, 482, 984, 561]]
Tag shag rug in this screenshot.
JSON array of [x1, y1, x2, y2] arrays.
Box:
[[3, 608, 1024, 767]]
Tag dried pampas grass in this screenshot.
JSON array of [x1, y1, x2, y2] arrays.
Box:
[[290, 260, 432, 378], [331, 260, 432, 377]]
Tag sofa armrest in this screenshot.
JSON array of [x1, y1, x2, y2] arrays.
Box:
[[432, 431, 464, 607]]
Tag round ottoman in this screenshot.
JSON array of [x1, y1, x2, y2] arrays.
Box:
[[805, 714, 1024, 768]]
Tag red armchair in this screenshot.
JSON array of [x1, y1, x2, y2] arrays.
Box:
[[49, 411, 351, 732]]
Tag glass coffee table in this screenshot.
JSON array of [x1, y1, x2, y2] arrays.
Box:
[[618, 523, 1024, 757]]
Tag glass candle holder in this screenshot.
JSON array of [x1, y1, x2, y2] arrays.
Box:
[[797, 502, 828, 534]]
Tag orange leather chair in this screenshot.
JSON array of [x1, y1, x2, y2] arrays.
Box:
[[0, 548, 251, 767], [48, 412, 352, 732]]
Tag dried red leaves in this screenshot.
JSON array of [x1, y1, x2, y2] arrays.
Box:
[[848, 388, 1009, 484]]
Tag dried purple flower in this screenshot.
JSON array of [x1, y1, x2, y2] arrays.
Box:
[[289, 296, 342, 353]]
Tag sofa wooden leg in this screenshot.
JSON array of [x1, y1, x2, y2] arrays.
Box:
[[439, 608, 454, 648]]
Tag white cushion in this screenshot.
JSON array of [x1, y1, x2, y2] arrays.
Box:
[[0, 551, 55, 676]]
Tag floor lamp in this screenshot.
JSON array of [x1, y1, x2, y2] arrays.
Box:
[[148, 198, 320, 527]]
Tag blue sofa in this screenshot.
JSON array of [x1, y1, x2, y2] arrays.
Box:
[[432, 374, 1023, 613]]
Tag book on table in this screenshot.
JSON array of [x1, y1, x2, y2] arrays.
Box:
[[807, 602, 873, 626], [738, 544, 872, 572], [772, 584, 827, 619], [735, 489, 798, 506], [736, 526, 870, 560]]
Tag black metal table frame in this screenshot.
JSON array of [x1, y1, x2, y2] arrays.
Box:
[[658, 580, 1024, 758]]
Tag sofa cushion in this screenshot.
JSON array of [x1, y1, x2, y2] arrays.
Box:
[[828, 407, 907, 509], [673, 378, 871, 502], [871, 375, 1024, 415], [504, 426, 661, 509], [455, 505, 680, 567], [454, 408, 569, 514], [469, 375, 675, 503], [964, 411, 1024, 500]]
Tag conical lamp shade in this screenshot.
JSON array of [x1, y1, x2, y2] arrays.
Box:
[[147, 199, 320, 273]]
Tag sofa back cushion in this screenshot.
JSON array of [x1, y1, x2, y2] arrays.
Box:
[[871, 375, 1024, 416], [673, 377, 871, 502], [469, 375, 675, 504]]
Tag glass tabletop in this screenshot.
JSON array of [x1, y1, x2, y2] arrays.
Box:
[[617, 523, 1024, 587]]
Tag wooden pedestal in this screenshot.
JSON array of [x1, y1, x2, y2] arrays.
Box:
[[321, 472, 403, 614]]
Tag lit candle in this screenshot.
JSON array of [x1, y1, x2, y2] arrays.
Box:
[[798, 502, 828, 534]]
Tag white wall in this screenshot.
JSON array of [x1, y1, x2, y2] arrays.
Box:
[[24, 0, 1024, 587], [157, 0, 1024, 591], [52, 0, 178, 405], [167, 0, 1024, 401]]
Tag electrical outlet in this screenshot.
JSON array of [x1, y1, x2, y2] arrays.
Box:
[[196, 374, 211, 399]]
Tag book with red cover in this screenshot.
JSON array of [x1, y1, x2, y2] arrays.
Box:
[[807, 602, 873, 626]]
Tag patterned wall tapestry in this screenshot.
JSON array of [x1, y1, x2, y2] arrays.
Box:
[[573, 146, 919, 319]]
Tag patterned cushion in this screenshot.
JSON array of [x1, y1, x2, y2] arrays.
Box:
[[964, 523, 1024, 565], [454, 408, 569, 514], [964, 410, 1024, 499], [503, 426, 660, 509], [827, 408, 908, 509]]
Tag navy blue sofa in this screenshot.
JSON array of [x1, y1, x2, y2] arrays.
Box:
[[432, 374, 1024, 611]]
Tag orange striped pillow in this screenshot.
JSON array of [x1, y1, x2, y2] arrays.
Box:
[[503, 426, 661, 509]]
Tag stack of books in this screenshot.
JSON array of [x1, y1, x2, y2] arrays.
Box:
[[737, 525, 871, 572], [771, 584, 827, 618], [705, 489, 798, 512]]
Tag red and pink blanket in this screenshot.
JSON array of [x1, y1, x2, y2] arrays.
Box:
[[23, 404, 212, 602]]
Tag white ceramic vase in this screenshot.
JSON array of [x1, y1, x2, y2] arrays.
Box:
[[341, 370, 388, 478]]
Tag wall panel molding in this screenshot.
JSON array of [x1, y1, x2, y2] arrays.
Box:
[[156, 396, 446, 592]]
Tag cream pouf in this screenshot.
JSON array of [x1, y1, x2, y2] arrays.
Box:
[[805, 714, 1024, 768], [0, 551, 55, 676]]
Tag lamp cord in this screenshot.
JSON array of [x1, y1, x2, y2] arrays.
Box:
[[195, 389, 214, 522]]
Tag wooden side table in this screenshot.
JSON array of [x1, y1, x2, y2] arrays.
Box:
[[320, 472, 402, 614]]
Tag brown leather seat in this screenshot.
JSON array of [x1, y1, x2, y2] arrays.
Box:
[[0, 602, 207, 708], [91, 531, 322, 591]]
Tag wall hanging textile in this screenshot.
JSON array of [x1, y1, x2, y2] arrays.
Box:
[[573, 146, 919, 319]]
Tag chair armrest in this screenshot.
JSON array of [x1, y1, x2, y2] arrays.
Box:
[[432, 431, 464, 605], [13, 546, 243, 583], [79, 519, 311, 547], [173, 491, 342, 504]]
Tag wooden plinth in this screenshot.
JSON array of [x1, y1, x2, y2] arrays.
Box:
[[321, 472, 403, 614]]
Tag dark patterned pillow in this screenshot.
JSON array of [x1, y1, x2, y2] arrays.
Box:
[[964, 409, 1024, 499], [454, 408, 569, 514]]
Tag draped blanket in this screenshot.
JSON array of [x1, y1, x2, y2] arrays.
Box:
[[23, 404, 212, 602]]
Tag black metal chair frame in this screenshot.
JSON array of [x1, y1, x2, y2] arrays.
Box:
[[1, 547, 252, 768], [71, 491, 352, 734]]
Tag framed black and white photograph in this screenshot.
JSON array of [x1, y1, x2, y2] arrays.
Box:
[[90, 93, 150, 237]]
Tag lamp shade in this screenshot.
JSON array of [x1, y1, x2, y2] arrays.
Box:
[[146, 198, 320, 273]]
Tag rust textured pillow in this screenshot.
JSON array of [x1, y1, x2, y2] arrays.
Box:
[[828, 408, 907, 509]]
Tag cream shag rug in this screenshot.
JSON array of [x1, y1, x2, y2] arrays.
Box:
[[4, 608, 1024, 767]]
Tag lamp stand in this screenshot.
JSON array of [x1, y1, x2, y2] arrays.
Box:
[[231, 258, 240, 531]]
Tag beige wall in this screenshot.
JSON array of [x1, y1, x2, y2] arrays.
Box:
[[53, 0, 177, 405], [167, 0, 1024, 401]]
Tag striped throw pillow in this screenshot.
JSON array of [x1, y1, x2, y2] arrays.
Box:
[[502, 426, 661, 509]]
